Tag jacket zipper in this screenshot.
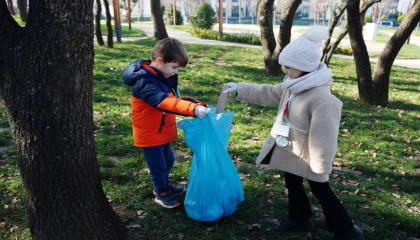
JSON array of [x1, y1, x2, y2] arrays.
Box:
[[158, 112, 166, 133]]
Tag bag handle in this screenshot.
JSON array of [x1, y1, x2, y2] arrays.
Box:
[[216, 85, 230, 114]]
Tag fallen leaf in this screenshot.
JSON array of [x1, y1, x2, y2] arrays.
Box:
[[177, 233, 184, 239], [126, 224, 141, 229], [392, 193, 401, 198], [247, 223, 261, 231]]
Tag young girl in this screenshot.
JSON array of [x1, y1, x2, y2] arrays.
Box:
[[223, 26, 363, 239]]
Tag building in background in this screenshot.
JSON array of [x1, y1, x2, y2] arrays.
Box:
[[89, 0, 401, 25]]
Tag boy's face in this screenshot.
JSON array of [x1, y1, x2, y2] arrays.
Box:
[[283, 66, 304, 79], [152, 57, 180, 78]]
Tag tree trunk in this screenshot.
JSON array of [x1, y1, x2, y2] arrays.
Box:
[[219, 0, 223, 37], [0, 1, 125, 239], [151, 0, 169, 39], [277, 0, 302, 70], [113, 0, 122, 43], [17, 0, 27, 22], [128, 0, 131, 30], [258, 0, 282, 76], [325, 26, 349, 65], [359, 1, 366, 26], [347, 0, 374, 104], [96, 0, 105, 46], [7, 0, 15, 15], [372, 0, 420, 106], [104, 0, 114, 48]]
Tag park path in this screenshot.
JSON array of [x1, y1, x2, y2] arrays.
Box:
[[130, 24, 420, 69]]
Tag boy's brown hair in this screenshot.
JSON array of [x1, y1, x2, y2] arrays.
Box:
[[152, 38, 189, 67]]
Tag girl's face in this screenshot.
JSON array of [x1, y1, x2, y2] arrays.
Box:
[[284, 66, 304, 79]]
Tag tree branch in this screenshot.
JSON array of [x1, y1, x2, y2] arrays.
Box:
[[323, 0, 381, 65], [322, 5, 347, 62]]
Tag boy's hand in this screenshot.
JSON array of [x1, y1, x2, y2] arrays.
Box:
[[223, 82, 238, 93], [194, 106, 210, 118]]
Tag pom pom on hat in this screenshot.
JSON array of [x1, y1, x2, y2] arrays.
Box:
[[303, 25, 329, 42], [278, 26, 329, 72]]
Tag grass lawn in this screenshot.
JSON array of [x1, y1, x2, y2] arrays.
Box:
[[96, 23, 147, 38], [1, 35, 419, 240], [11, 15, 145, 38]]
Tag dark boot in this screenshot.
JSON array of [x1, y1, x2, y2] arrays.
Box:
[[277, 220, 314, 233], [331, 226, 363, 240]]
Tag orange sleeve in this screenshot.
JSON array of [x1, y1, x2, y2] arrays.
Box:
[[157, 94, 197, 116]]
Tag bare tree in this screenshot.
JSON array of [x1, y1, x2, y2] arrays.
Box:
[[321, 5, 347, 64], [347, 0, 420, 106], [376, 0, 393, 20], [371, 0, 420, 105], [244, 0, 258, 24], [0, 0, 126, 239], [7, 0, 15, 15], [256, 0, 303, 76], [104, 0, 114, 47], [96, 0, 105, 46], [133, 0, 145, 21], [151, 0, 169, 39], [258, 0, 279, 75], [120, 0, 132, 29], [257, 0, 302, 76], [311, 0, 329, 25], [321, 0, 380, 65]]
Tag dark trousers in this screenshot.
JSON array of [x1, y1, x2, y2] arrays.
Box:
[[285, 172, 354, 234], [142, 143, 175, 191]]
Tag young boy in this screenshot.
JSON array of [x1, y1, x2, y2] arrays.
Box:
[[123, 38, 210, 208]]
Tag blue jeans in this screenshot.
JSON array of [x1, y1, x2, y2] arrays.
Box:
[[142, 143, 175, 191]]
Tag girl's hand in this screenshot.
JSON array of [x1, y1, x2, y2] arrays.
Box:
[[223, 82, 238, 93]]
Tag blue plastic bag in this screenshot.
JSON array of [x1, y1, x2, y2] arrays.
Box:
[[177, 107, 244, 222]]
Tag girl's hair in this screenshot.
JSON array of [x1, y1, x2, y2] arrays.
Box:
[[151, 38, 189, 67]]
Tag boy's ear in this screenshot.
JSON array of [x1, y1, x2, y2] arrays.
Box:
[[155, 57, 163, 64]]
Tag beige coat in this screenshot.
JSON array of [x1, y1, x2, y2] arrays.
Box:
[[236, 82, 342, 182]]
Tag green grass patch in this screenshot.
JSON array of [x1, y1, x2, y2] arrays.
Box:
[[95, 24, 147, 37], [11, 14, 25, 26], [1, 39, 419, 240]]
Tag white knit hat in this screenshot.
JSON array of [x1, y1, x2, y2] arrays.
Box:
[[278, 26, 329, 72]]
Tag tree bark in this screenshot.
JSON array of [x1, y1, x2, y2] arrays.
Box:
[[112, 0, 122, 43], [347, 0, 374, 104], [276, 0, 302, 71], [104, 0, 114, 48], [151, 0, 169, 39], [258, 0, 282, 76], [96, 0, 105, 46], [372, 0, 420, 106], [0, 1, 125, 239], [17, 0, 27, 22]]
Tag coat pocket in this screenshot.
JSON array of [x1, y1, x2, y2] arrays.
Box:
[[287, 122, 309, 159]]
